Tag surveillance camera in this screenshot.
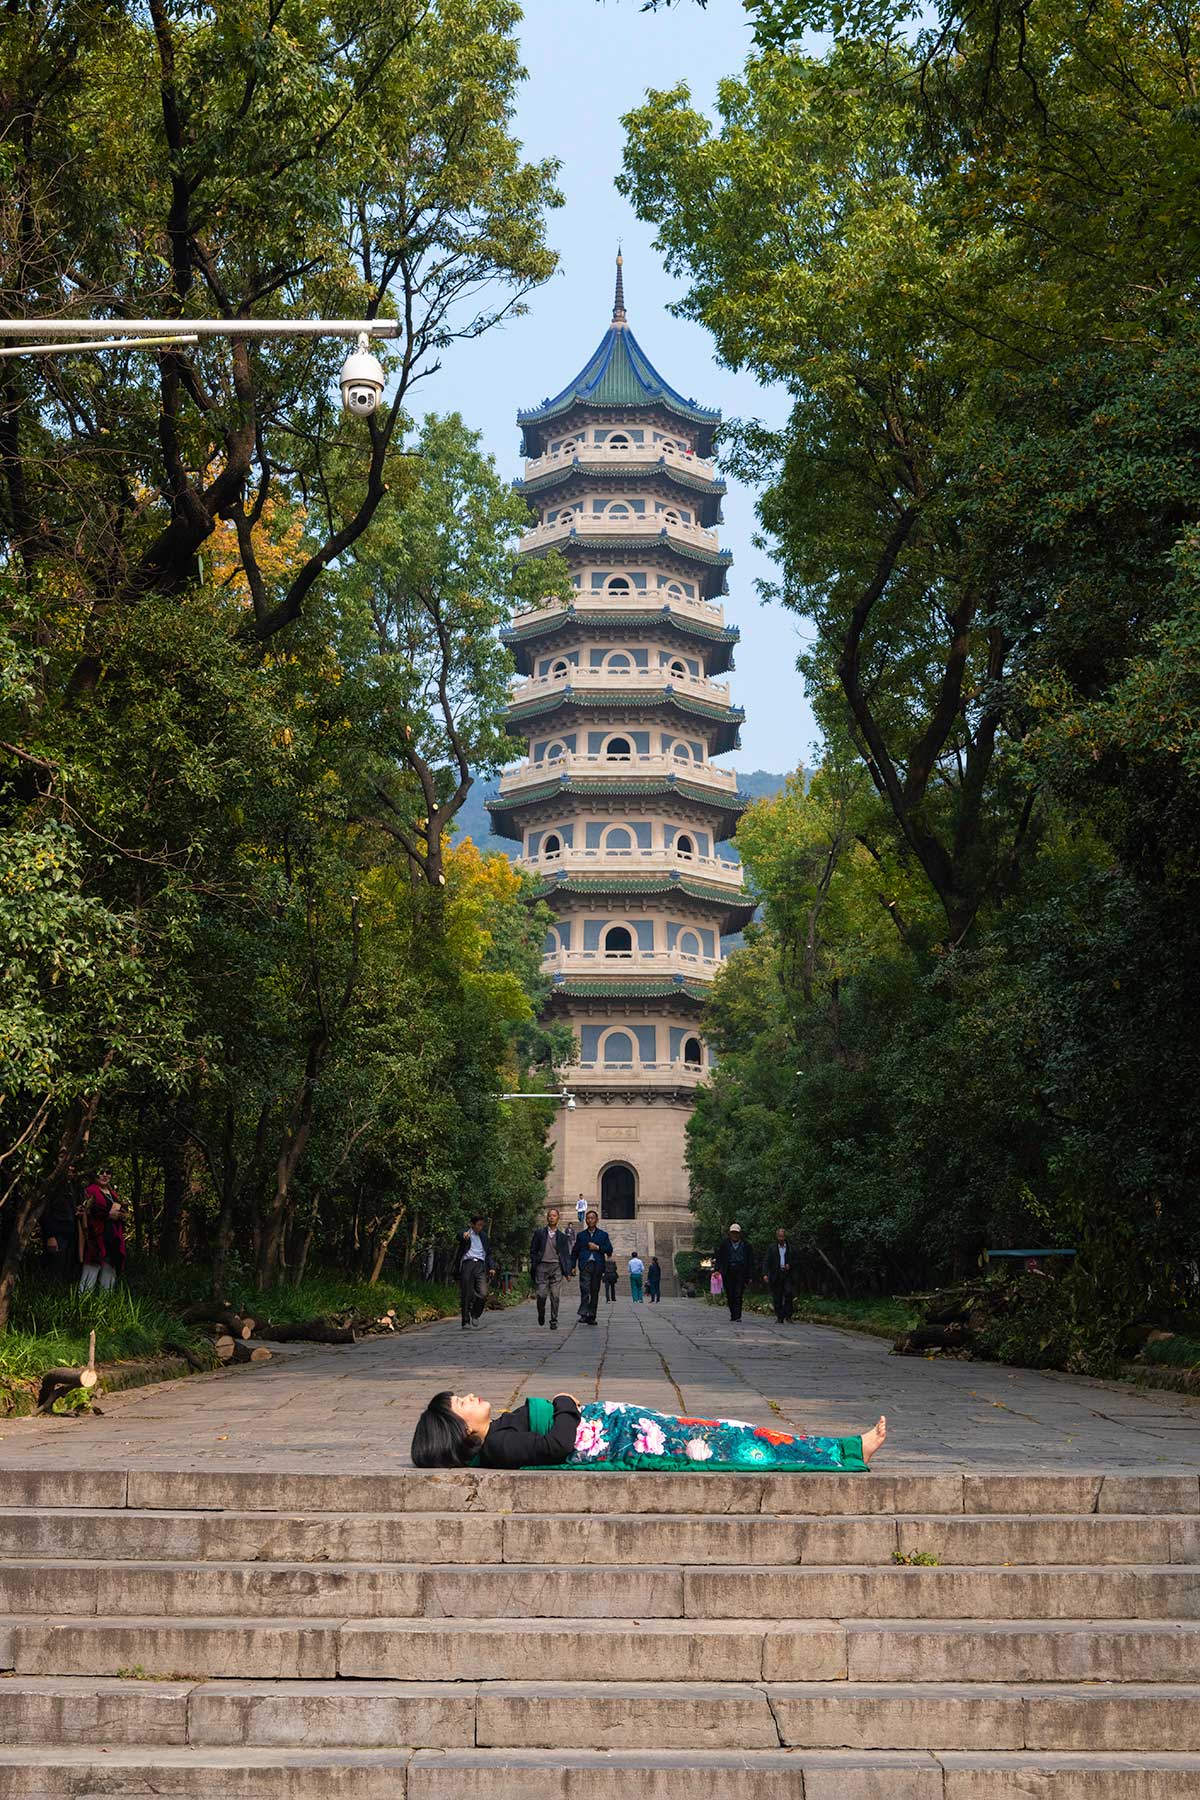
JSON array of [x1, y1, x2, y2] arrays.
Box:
[[566, 1096, 576, 1111], [340, 334, 385, 418]]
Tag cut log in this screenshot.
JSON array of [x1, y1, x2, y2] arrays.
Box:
[[36, 1364, 99, 1411], [181, 1303, 252, 1339], [253, 1319, 355, 1345], [230, 1341, 273, 1363], [212, 1335, 235, 1361]]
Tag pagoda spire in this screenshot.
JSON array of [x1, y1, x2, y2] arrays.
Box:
[[612, 248, 626, 326]]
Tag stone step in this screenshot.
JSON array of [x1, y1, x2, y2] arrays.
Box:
[[0, 1746, 412, 1798], [3, 1507, 1188, 1566], [4, 1746, 1200, 1800], [4, 1558, 1200, 1620], [3, 1674, 1199, 1753], [15, 1614, 1200, 1684], [4, 1466, 1197, 1516]]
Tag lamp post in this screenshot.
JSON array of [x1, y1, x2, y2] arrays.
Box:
[[0, 318, 398, 415]]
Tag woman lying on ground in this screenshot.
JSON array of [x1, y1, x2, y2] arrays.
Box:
[[410, 1390, 887, 1473]]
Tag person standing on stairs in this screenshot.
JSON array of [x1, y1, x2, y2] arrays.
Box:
[[646, 1256, 662, 1302], [530, 1206, 572, 1330], [454, 1214, 496, 1330], [571, 1210, 612, 1325], [628, 1252, 645, 1303], [714, 1222, 754, 1322]]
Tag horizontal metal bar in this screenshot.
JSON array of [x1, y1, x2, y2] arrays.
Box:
[[0, 333, 201, 358], [985, 1248, 1077, 1258], [0, 317, 399, 340]]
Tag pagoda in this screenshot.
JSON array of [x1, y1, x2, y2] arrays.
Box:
[[488, 255, 753, 1281]]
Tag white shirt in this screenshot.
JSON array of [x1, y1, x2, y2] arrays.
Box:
[[628, 1256, 644, 1276], [465, 1229, 485, 1260], [776, 1243, 788, 1268], [576, 1199, 587, 1221]]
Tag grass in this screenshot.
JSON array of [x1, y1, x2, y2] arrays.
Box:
[[0, 1261, 487, 1414], [1140, 1333, 1200, 1371]]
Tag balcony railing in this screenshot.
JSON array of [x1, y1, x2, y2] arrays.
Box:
[[543, 948, 722, 978], [498, 752, 740, 796], [524, 442, 717, 482], [509, 586, 727, 631], [513, 666, 731, 706], [520, 846, 745, 888], [520, 514, 721, 554], [568, 1059, 708, 1086]]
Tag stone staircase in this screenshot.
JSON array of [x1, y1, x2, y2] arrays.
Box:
[[2, 1465, 1200, 1795]]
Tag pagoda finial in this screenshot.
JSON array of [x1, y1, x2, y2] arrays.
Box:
[[612, 248, 627, 325]]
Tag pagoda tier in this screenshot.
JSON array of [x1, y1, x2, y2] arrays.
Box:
[[489, 255, 749, 1263]]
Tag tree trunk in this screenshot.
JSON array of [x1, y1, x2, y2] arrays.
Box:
[[367, 1203, 406, 1286]]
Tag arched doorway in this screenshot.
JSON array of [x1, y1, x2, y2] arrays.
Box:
[[601, 1163, 637, 1220]]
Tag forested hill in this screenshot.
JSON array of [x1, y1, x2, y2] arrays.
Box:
[[454, 769, 790, 856]]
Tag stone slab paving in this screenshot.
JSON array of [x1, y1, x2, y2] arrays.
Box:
[[0, 1297, 1197, 1473]]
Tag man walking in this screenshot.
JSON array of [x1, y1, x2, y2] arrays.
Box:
[[602, 1256, 618, 1304], [529, 1206, 571, 1329], [714, 1222, 754, 1323], [628, 1252, 645, 1303], [454, 1213, 496, 1330], [763, 1227, 796, 1324], [571, 1210, 612, 1325]]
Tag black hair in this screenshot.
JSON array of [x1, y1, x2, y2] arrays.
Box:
[[411, 1391, 480, 1468], [470, 1213, 486, 1226]]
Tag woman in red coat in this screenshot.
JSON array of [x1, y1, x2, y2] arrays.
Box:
[[79, 1169, 126, 1293]]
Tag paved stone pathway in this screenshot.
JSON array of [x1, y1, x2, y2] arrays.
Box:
[[1, 1297, 1198, 1472]]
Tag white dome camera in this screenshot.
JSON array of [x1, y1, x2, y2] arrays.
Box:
[[340, 332, 385, 418]]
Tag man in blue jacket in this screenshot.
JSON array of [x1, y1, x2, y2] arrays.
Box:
[[570, 1209, 612, 1325]]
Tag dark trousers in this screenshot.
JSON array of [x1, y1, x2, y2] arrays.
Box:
[[725, 1275, 748, 1321], [577, 1262, 602, 1320], [771, 1281, 794, 1323], [647, 1283, 660, 1302], [459, 1257, 487, 1325], [603, 1276, 617, 1302]]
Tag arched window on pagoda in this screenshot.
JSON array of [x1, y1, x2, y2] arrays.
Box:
[[603, 925, 634, 959], [548, 658, 570, 680], [682, 1036, 703, 1068], [602, 826, 634, 856], [602, 650, 634, 674], [604, 735, 633, 762], [677, 930, 702, 962], [541, 832, 563, 860], [675, 833, 696, 859], [601, 1029, 636, 1066], [605, 575, 632, 597]]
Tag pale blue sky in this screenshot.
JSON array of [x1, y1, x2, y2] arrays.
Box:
[[412, 0, 818, 776]]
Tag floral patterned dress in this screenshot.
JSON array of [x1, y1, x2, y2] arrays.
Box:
[[568, 1400, 867, 1473]]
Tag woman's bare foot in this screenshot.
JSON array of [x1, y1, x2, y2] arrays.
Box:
[[861, 1415, 887, 1464]]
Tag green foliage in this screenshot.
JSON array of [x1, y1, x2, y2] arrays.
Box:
[[627, 0, 1200, 1363]]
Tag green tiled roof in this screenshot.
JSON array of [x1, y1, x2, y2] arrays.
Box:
[[519, 324, 718, 433], [502, 607, 738, 647], [548, 978, 711, 1004], [486, 776, 749, 843], [532, 872, 757, 933], [515, 460, 726, 502], [504, 688, 744, 727], [501, 606, 739, 677], [526, 532, 733, 570]]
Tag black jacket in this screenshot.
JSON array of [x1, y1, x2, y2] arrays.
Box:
[[763, 1243, 795, 1289], [571, 1226, 613, 1270], [477, 1394, 581, 1468], [715, 1237, 754, 1284], [529, 1225, 571, 1282], [453, 1226, 496, 1276]]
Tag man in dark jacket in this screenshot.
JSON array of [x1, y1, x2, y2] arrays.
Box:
[[762, 1227, 796, 1323], [529, 1206, 572, 1329], [40, 1186, 80, 1283], [570, 1211, 612, 1324], [453, 1214, 497, 1330], [714, 1222, 754, 1322]]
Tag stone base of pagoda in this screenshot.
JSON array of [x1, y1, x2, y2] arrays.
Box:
[[545, 1093, 698, 1293]]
